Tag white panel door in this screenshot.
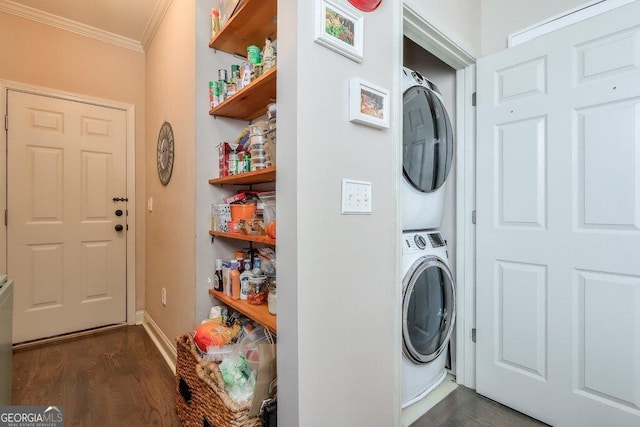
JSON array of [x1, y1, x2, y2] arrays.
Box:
[[7, 90, 127, 343], [476, 2, 640, 426]]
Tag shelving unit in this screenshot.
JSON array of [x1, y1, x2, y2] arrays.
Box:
[[209, 289, 276, 333], [208, 0, 277, 338], [209, 166, 276, 185], [209, 230, 275, 246], [209, 0, 277, 57], [209, 66, 276, 120]]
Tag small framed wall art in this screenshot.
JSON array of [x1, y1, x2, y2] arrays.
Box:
[[314, 0, 364, 63], [349, 78, 390, 129]]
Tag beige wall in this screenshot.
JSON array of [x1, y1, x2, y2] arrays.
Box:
[[0, 11, 147, 311], [145, 1, 196, 341]]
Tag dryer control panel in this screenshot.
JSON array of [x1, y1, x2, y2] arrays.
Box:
[[402, 231, 445, 253]]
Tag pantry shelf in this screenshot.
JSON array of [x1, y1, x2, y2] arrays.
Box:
[[209, 289, 276, 334], [209, 66, 276, 120], [209, 0, 277, 57], [209, 230, 275, 246], [209, 166, 276, 185]]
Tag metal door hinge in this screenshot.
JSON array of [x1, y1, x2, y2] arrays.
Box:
[[471, 328, 477, 343], [472, 210, 476, 224], [4, 115, 7, 131], [472, 92, 477, 107], [4, 209, 7, 226]]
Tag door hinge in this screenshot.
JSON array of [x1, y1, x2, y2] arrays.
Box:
[[472, 92, 477, 107], [4, 115, 7, 131], [4, 209, 7, 226], [471, 328, 476, 343], [472, 210, 476, 224]]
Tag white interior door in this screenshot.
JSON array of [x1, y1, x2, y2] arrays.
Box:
[[7, 90, 127, 343], [476, 2, 640, 426]]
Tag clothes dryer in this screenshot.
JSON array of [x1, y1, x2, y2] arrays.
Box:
[[401, 230, 455, 408], [402, 67, 454, 230]]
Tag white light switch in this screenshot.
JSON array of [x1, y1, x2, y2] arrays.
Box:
[[147, 197, 153, 212], [341, 179, 372, 214]]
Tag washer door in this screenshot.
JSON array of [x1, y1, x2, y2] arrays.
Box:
[[402, 256, 455, 364], [403, 85, 454, 193]]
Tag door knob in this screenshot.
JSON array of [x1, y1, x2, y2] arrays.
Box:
[[115, 224, 124, 232], [115, 209, 123, 217]]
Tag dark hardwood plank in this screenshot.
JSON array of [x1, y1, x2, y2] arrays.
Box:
[[12, 325, 179, 427], [411, 386, 549, 427]]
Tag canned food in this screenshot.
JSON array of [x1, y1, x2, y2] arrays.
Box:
[[247, 45, 261, 65], [218, 69, 228, 82]]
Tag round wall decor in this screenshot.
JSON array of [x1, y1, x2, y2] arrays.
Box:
[[157, 121, 175, 185], [348, 0, 381, 12]]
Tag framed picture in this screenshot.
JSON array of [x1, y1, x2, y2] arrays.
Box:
[[314, 0, 364, 63], [349, 78, 390, 129]]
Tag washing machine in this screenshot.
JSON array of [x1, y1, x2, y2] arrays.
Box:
[[401, 230, 455, 408], [402, 66, 454, 231]]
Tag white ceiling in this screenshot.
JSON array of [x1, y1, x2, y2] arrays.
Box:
[[0, 0, 171, 52]]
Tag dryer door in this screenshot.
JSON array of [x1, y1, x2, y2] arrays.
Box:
[[402, 86, 454, 193], [402, 256, 455, 364]]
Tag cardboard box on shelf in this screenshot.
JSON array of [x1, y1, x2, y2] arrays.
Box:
[[217, 142, 239, 177]]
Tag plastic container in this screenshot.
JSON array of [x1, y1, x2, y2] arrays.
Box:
[[227, 221, 241, 233], [258, 192, 276, 225], [268, 287, 277, 315], [230, 203, 256, 221]]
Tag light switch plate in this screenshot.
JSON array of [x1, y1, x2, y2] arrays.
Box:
[[341, 179, 372, 214]]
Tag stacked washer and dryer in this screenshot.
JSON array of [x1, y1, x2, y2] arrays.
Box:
[[400, 66, 456, 408]]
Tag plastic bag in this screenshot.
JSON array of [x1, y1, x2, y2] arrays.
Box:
[[193, 317, 241, 352], [219, 355, 257, 403]]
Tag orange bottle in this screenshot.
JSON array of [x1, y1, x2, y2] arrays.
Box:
[[230, 261, 241, 300]]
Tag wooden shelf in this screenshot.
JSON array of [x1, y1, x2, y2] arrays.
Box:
[[209, 0, 277, 57], [210, 230, 275, 246], [209, 66, 276, 120], [209, 289, 276, 333], [209, 167, 276, 185]]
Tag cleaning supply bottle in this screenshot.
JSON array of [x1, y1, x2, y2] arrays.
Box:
[[240, 259, 252, 300], [230, 261, 241, 300], [214, 259, 223, 292]]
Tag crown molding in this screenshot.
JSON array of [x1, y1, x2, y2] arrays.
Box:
[[0, 0, 144, 53], [141, 0, 172, 52]]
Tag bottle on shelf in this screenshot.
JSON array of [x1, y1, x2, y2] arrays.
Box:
[[230, 261, 241, 300], [214, 259, 223, 292], [252, 257, 261, 276], [240, 259, 252, 300]]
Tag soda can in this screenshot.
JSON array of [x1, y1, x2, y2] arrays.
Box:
[[218, 68, 228, 82]]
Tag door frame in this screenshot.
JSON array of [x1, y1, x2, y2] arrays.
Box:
[[403, 2, 478, 389], [0, 79, 137, 327]]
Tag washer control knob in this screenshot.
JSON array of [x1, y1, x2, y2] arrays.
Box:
[[414, 235, 426, 249]]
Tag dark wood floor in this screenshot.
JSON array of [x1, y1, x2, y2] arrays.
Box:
[[13, 326, 548, 427], [412, 385, 548, 427], [12, 325, 179, 426]]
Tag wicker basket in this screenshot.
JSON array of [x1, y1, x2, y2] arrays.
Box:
[[175, 334, 262, 427], [175, 334, 204, 426], [196, 361, 262, 427]]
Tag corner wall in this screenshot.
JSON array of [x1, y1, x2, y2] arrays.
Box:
[[145, 1, 196, 341], [0, 11, 146, 311], [278, 0, 402, 425]]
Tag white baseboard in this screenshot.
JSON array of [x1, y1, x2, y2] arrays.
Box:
[[142, 311, 177, 374], [135, 310, 144, 325]]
